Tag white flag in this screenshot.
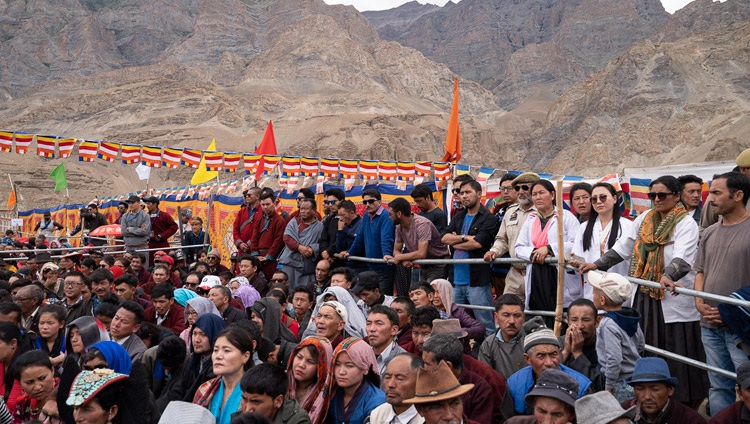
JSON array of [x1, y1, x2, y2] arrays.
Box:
[[135, 163, 151, 181]]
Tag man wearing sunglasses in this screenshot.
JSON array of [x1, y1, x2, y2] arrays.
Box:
[[341, 189, 396, 296], [484, 172, 540, 302], [450, 174, 474, 219], [319, 188, 346, 268], [233, 187, 263, 254]]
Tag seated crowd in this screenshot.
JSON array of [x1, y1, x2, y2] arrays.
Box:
[[1, 153, 750, 424]]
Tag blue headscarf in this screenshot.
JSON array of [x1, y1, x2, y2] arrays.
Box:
[[191, 314, 226, 354], [88, 341, 132, 375], [174, 288, 199, 307]]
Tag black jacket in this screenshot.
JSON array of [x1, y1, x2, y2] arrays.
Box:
[[442, 205, 499, 287]]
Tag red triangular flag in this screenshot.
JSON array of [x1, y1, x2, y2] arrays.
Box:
[[254, 121, 278, 181]]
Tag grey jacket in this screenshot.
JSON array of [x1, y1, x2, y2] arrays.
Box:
[[597, 309, 645, 390], [273, 399, 311, 424], [121, 209, 151, 246], [478, 328, 527, 378]]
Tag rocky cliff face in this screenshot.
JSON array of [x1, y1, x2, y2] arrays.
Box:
[[367, 0, 669, 109]]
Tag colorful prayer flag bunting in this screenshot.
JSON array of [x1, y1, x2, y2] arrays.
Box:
[[223, 152, 241, 173], [320, 158, 340, 178], [14, 133, 33, 155], [78, 140, 98, 162], [415, 161, 432, 178], [261, 155, 281, 175], [434, 162, 451, 181], [300, 157, 319, 177], [98, 142, 120, 163], [378, 160, 397, 181], [397, 162, 416, 181], [141, 146, 163, 168], [58, 138, 76, 158], [0, 131, 13, 153], [455, 164, 470, 176], [120, 144, 141, 164], [203, 151, 224, 171], [243, 154, 261, 175], [36, 135, 57, 158], [181, 148, 202, 169], [359, 160, 378, 180], [282, 156, 301, 177], [162, 147, 183, 169], [339, 159, 358, 179]]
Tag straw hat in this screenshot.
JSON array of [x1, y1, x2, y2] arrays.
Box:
[[404, 361, 474, 404]]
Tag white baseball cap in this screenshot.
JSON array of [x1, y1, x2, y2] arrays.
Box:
[[587, 271, 632, 305]]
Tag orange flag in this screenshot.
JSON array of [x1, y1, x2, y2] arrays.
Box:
[[442, 77, 461, 163], [6, 187, 16, 208], [254, 121, 279, 181]]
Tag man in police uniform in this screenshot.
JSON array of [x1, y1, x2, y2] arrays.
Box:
[[483, 172, 539, 301]]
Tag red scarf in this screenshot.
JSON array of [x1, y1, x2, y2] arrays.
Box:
[[529, 211, 557, 249]]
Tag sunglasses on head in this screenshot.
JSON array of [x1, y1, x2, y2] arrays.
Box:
[[362, 199, 377, 205], [590, 194, 611, 204], [647, 192, 673, 201], [514, 184, 531, 192]]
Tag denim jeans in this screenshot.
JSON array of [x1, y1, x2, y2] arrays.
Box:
[[701, 326, 748, 415], [453, 284, 496, 336]]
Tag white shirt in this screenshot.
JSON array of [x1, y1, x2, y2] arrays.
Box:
[[368, 403, 424, 424]]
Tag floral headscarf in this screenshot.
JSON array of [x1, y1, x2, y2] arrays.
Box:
[[286, 337, 334, 424]]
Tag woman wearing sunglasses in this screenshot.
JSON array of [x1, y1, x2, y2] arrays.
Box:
[[579, 175, 708, 406], [515, 179, 581, 328], [570, 182, 633, 302]]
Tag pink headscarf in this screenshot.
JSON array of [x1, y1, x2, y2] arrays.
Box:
[[430, 279, 454, 313], [330, 337, 379, 391]]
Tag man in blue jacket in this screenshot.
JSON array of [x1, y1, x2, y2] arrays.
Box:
[[341, 189, 395, 295]]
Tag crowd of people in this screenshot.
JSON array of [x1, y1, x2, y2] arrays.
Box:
[[0, 150, 749, 424]]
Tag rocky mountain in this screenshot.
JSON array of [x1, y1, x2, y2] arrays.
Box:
[[361, 1, 440, 39], [0, 0, 513, 207], [527, 20, 750, 175], [365, 0, 670, 110]]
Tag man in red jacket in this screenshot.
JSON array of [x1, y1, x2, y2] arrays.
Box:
[[251, 191, 286, 280], [233, 188, 263, 255], [144, 283, 186, 336], [144, 196, 178, 265]]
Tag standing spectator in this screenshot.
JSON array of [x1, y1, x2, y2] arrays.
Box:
[[570, 182, 593, 223], [72, 203, 109, 246], [342, 189, 395, 295], [319, 188, 346, 268], [483, 172, 539, 302], [250, 191, 286, 281], [278, 199, 323, 289], [386, 197, 450, 284], [286, 188, 322, 224], [233, 188, 263, 255], [334, 200, 365, 273], [515, 179, 580, 328], [34, 211, 64, 240], [679, 174, 704, 225], [694, 172, 750, 415], [183, 217, 209, 264], [441, 180, 498, 335], [410, 183, 447, 234], [145, 196, 178, 266], [120, 196, 151, 267], [449, 174, 474, 218], [115, 201, 128, 224]]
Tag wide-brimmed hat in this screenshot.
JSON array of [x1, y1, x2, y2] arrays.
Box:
[[626, 357, 678, 387], [158, 401, 216, 424], [404, 360, 474, 404], [576, 391, 636, 424], [525, 368, 580, 408], [66, 369, 128, 407], [431, 318, 467, 338]]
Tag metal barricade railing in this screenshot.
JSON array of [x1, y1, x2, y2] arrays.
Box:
[[344, 255, 745, 380], [0, 244, 211, 260]]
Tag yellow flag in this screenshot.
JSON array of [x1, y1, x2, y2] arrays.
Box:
[[190, 139, 219, 185]]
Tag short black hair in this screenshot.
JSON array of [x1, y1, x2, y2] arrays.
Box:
[[391, 296, 416, 317], [452, 174, 474, 185], [259, 191, 276, 202], [241, 363, 288, 398], [94, 301, 120, 320], [362, 189, 382, 201], [461, 180, 482, 193], [90, 268, 114, 284], [423, 333, 463, 369], [325, 188, 346, 201], [499, 173, 518, 184], [157, 336, 187, 369], [494, 293, 524, 312], [114, 273, 138, 288], [714, 171, 750, 206], [410, 183, 434, 200], [388, 198, 412, 217], [411, 306, 440, 328], [570, 182, 593, 197], [299, 188, 315, 199], [81, 258, 97, 270], [118, 301, 145, 324], [568, 298, 597, 318], [330, 267, 354, 282], [299, 198, 317, 210], [291, 285, 314, 303], [151, 283, 174, 300], [409, 282, 433, 295], [678, 174, 703, 189], [239, 255, 261, 269], [0, 303, 21, 323], [368, 305, 399, 327], [337, 200, 356, 214], [15, 350, 53, 375]]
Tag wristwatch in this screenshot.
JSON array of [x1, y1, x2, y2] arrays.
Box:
[[461, 235, 466, 242]]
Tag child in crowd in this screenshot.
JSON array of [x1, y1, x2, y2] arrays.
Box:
[[588, 271, 645, 402]]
